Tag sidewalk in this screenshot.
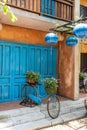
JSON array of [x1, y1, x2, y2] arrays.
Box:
[[41, 117, 87, 130], [0, 97, 86, 130]]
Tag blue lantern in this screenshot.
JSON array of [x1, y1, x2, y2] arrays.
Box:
[[66, 36, 78, 46], [45, 33, 58, 44], [73, 23, 87, 38]]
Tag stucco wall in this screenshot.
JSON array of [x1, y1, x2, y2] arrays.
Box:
[[0, 24, 48, 45], [80, 0, 87, 6], [81, 44, 87, 53], [0, 24, 75, 100], [58, 35, 74, 99]]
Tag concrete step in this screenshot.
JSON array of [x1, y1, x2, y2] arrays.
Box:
[[0, 106, 40, 119], [0, 111, 45, 129], [40, 97, 86, 114], [0, 109, 86, 130], [41, 107, 86, 118], [0, 97, 86, 129]]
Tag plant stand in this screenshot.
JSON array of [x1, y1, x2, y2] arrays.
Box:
[[20, 97, 37, 107]]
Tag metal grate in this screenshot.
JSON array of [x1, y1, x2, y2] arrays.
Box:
[[50, 17, 87, 34]]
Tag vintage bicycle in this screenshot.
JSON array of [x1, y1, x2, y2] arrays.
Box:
[[79, 68, 87, 93], [20, 79, 60, 119]]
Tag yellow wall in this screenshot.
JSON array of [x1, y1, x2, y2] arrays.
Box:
[[81, 44, 87, 53], [80, 0, 87, 52], [80, 0, 87, 6]]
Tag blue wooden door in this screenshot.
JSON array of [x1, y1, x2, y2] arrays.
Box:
[[0, 41, 12, 102], [12, 43, 29, 101], [0, 41, 57, 102]]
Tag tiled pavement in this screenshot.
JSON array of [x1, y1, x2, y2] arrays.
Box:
[[41, 117, 87, 130]]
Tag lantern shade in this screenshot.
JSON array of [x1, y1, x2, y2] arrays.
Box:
[[73, 23, 87, 38], [45, 33, 58, 44], [66, 36, 78, 46]]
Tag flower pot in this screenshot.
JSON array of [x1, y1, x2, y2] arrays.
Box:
[[27, 79, 36, 85], [45, 87, 57, 94]]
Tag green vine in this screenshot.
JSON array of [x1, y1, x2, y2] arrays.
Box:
[[0, 0, 17, 22]]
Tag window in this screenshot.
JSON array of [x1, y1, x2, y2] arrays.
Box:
[[80, 5, 87, 17]]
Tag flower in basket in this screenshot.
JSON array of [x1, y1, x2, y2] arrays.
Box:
[[26, 71, 41, 84], [43, 77, 58, 94]]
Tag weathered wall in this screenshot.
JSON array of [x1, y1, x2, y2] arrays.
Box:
[[0, 24, 75, 99], [58, 35, 74, 99], [80, 0, 87, 6], [0, 24, 48, 45]]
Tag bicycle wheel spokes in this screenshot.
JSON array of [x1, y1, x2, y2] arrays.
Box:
[[84, 78, 87, 93], [84, 84, 87, 93], [47, 95, 60, 119]]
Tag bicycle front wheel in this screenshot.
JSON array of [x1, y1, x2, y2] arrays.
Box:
[[83, 78, 87, 93], [47, 95, 60, 119], [84, 84, 87, 93]]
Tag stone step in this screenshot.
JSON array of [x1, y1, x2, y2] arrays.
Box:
[[0, 106, 40, 119], [0, 111, 45, 129], [0, 109, 86, 130], [0, 97, 86, 129], [40, 98, 86, 112], [42, 107, 86, 118]]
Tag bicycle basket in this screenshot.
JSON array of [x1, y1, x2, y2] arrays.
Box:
[[45, 87, 57, 94]]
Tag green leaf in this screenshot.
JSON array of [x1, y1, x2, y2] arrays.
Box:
[[9, 13, 17, 22], [2, 5, 8, 15], [1, 1, 17, 22]]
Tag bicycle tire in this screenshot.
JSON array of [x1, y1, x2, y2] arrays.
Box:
[[22, 84, 29, 100], [83, 78, 87, 93], [47, 95, 60, 119], [84, 99, 87, 110], [84, 85, 87, 93]]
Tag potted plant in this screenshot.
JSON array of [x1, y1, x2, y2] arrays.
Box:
[[26, 71, 40, 84], [43, 77, 58, 94], [79, 72, 87, 80]]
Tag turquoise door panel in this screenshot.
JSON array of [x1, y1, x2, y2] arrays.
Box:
[[0, 41, 57, 102], [13, 44, 28, 101], [0, 42, 12, 102]]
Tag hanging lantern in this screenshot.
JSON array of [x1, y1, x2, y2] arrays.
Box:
[[66, 36, 78, 46], [45, 33, 58, 44], [73, 23, 87, 38]]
